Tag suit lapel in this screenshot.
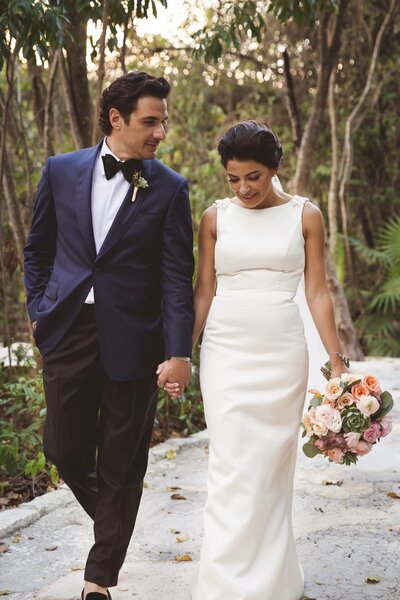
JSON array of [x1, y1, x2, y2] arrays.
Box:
[[95, 159, 153, 261], [75, 143, 101, 260]]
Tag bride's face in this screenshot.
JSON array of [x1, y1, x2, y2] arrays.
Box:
[[226, 159, 277, 209]]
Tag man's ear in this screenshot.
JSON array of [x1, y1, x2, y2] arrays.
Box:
[[109, 108, 122, 131]]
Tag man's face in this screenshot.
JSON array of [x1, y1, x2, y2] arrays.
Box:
[[108, 96, 168, 160]]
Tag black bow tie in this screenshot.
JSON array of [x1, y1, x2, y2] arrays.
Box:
[[102, 154, 143, 183]]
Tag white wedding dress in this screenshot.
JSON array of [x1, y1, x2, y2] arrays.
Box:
[[191, 193, 312, 600]]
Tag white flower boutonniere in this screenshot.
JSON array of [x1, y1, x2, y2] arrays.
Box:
[[131, 171, 149, 202]]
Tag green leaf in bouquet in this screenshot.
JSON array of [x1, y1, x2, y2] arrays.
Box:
[[310, 396, 323, 408], [303, 441, 321, 458], [342, 379, 361, 394], [342, 451, 358, 466], [374, 391, 394, 419]]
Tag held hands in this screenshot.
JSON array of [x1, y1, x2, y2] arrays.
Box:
[[156, 358, 191, 398]]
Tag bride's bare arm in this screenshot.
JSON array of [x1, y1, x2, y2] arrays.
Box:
[[302, 202, 346, 378], [192, 206, 217, 348]]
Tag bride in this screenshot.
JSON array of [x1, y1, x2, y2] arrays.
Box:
[[164, 120, 346, 599]]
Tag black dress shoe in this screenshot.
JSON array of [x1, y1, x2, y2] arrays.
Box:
[[81, 591, 112, 600]]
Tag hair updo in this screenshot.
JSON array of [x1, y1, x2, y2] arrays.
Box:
[[217, 120, 282, 170]]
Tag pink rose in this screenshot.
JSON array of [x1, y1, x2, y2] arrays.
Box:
[[325, 377, 342, 401], [353, 440, 373, 456], [379, 416, 393, 437], [314, 438, 325, 450], [344, 432, 361, 449], [325, 448, 345, 463], [362, 374, 382, 398], [337, 391, 355, 410], [351, 382, 370, 401], [363, 422, 381, 444]]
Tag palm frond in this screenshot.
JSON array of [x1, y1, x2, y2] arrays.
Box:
[[368, 276, 400, 313], [349, 236, 392, 266], [378, 216, 400, 263]]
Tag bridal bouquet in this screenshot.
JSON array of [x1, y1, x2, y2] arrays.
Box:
[[302, 358, 394, 465]]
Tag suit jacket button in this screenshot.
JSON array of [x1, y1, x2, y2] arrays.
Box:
[[93, 268, 101, 275]]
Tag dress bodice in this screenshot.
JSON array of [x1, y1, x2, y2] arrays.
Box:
[[214, 196, 307, 298]]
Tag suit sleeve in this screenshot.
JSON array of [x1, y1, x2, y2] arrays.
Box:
[[161, 179, 195, 358], [23, 158, 57, 321]]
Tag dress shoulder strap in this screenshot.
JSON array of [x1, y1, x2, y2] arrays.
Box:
[[213, 198, 231, 237]]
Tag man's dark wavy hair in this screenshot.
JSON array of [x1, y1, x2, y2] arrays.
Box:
[[217, 120, 282, 169], [99, 71, 170, 135]]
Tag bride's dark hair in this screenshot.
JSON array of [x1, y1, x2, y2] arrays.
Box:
[[217, 120, 282, 169]]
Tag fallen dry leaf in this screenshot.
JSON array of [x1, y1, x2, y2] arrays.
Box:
[[176, 533, 190, 543], [171, 493, 187, 501], [70, 564, 85, 571], [0, 545, 9, 554], [366, 575, 381, 584], [322, 480, 343, 486], [0, 591, 13, 596], [166, 449, 177, 460], [387, 492, 400, 499], [175, 554, 192, 562], [45, 546, 58, 552], [166, 486, 181, 492], [117, 588, 129, 592], [12, 535, 21, 544], [170, 528, 181, 534], [143, 482, 149, 488]]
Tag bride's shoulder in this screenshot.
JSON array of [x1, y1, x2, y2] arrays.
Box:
[[213, 197, 231, 210]]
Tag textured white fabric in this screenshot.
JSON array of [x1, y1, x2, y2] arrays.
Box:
[[85, 139, 130, 303], [191, 195, 309, 600]]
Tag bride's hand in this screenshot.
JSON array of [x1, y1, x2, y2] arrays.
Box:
[[156, 362, 181, 398], [331, 364, 350, 379]]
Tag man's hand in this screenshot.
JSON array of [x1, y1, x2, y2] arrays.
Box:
[[156, 359, 191, 397]]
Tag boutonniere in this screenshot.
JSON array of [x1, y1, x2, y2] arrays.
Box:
[[131, 171, 149, 202]]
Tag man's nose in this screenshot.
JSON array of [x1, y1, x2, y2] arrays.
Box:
[[153, 124, 166, 140]]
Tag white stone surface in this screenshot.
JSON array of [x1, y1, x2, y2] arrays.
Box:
[[0, 358, 398, 599]]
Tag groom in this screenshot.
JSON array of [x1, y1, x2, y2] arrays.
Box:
[[23, 71, 194, 599]]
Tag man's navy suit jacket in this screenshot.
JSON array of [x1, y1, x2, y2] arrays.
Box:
[[23, 142, 195, 381]]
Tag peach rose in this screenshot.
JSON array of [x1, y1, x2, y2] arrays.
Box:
[[362, 374, 382, 398], [325, 377, 342, 401], [303, 407, 316, 436], [337, 391, 355, 410], [351, 382, 370, 400], [325, 448, 345, 463], [353, 439, 373, 456], [356, 394, 380, 417]]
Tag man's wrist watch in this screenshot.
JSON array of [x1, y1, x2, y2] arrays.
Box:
[[169, 356, 191, 363]]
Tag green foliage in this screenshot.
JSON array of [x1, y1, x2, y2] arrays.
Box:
[[0, 362, 49, 480], [354, 217, 400, 356], [0, 0, 69, 67]]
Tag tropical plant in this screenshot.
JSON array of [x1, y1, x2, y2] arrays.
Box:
[[353, 216, 400, 356]]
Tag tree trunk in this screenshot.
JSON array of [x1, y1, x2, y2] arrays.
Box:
[[92, 0, 110, 146], [59, 51, 84, 149], [325, 244, 364, 360], [327, 68, 339, 257], [292, 0, 350, 196], [29, 61, 47, 138], [64, 2, 93, 147], [3, 148, 28, 264], [43, 52, 59, 158], [282, 49, 302, 150]]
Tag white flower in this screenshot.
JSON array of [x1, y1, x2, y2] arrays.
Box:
[[356, 394, 380, 417], [314, 404, 342, 433], [344, 432, 361, 449]]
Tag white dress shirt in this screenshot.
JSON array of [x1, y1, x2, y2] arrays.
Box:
[[85, 139, 131, 303]]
